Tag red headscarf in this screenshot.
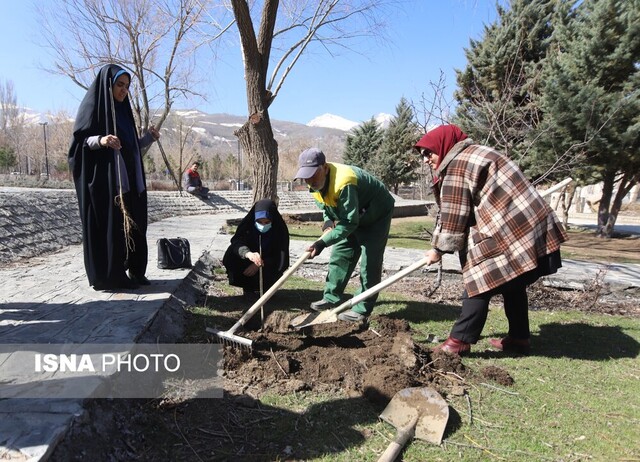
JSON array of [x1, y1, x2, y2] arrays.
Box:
[[414, 124, 468, 170]]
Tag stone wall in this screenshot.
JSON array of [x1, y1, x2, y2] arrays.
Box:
[[0, 188, 430, 265], [0, 189, 81, 263], [0, 189, 320, 265]]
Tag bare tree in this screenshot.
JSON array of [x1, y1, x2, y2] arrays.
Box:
[[229, 0, 396, 202], [0, 80, 30, 173], [412, 70, 454, 132], [0, 80, 19, 134], [36, 0, 233, 178], [158, 114, 201, 191], [42, 112, 75, 179]]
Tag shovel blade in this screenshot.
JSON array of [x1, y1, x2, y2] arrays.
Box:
[[380, 387, 449, 445], [289, 310, 339, 329]]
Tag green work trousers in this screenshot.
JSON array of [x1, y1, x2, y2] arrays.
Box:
[[323, 209, 393, 315]]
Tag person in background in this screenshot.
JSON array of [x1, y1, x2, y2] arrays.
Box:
[[184, 161, 209, 198], [223, 199, 290, 298], [417, 124, 568, 355], [68, 64, 159, 291], [295, 147, 395, 323]]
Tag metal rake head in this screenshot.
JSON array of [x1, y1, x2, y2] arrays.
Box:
[[206, 327, 253, 350]]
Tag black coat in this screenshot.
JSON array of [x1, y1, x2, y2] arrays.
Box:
[[68, 64, 150, 287], [223, 199, 290, 291]]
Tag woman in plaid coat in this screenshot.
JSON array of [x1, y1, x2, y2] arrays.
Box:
[[417, 125, 568, 355]]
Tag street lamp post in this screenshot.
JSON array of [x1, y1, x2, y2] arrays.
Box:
[[39, 122, 50, 178], [237, 139, 242, 190]]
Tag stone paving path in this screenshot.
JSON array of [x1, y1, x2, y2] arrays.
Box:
[[1, 208, 639, 461]]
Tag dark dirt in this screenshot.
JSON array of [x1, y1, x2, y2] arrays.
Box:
[[50, 242, 639, 461]]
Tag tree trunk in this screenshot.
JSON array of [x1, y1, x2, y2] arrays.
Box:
[[232, 0, 280, 204], [602, 172, 638, 238], [234, 112, 279, 203], [596, 171, 615, 237], [561, 184, 574, 229]]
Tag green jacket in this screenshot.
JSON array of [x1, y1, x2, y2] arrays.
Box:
[[311, 163, 395, 246]]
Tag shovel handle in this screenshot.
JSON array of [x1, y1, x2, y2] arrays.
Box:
[[328, 256, 431, 317], [227, 251, 311, 334], [377, 417, 418, 462]]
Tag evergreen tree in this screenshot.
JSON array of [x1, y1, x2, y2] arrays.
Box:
[[371, 98, 421, 194], [538, 0, 640, 237], [0, 145, 17, 172], [454, 0, 558, 163], [343, 118, 384, 170]]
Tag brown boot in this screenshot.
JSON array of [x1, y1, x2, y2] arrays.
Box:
[[489, 336, 530, 355], [435, 336, 471, 356]]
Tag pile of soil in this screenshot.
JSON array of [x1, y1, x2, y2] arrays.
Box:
[[224, 315, 482, 402], [50, 283, 514, 462]]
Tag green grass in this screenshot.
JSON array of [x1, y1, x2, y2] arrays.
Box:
[[188, 218, 639, 460], [287, 217, 434, 250], [187, 272, 640, 461], [370, 293, 640, 461]]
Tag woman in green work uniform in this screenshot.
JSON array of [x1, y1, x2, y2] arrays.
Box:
[[294, 147, 395, 322]]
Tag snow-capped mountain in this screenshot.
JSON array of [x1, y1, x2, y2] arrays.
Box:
[[307, 113, 359, 131], [307, 112, 393, 131], [373, 112, 392, 130]]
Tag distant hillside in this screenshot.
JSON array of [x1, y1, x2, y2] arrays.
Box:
[[15, 107, 380, 182], [152, 110, 350, 182], [164, 110, 349, 155]]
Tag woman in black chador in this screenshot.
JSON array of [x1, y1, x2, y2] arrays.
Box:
[[223, 199, 290, 296], [68, 64, 160, 291]]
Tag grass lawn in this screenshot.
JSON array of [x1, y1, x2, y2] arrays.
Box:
[[188, 217, 640, 461]]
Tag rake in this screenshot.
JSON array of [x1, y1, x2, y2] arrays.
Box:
[[207, 251, 311, 349]]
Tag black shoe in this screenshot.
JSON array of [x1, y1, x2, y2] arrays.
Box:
[[129, 273, 151, 285], [92, 281, 110, 291], [310, 299, 337, 311]]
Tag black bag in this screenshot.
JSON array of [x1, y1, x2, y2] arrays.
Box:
[[157, 237, 192, 269]]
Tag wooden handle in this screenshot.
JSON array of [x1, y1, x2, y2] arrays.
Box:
[[227, 251, 311, 333], [377, 418, 417, 462], [539, 177, 572, 198], [329, 256, 431, 317]]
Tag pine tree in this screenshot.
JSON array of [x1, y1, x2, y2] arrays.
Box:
[[343, 118, 384, 170], [538, 0, 640, 237], [0, 145, 17, 171], [372, 98, 421, 194], [454, 0, 558, 162]]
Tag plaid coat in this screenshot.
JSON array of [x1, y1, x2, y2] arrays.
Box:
[[432, 140, 568, 297]]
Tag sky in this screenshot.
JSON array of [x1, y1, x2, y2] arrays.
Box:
[[0, 0, 499, 126]]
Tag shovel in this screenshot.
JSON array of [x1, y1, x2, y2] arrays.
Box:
[[378, 387, 449, 462], [289, 256, 430, 329], [207, 251, 311, 348]]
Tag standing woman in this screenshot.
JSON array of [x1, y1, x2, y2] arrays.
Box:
[[69, 64, 160, 291], [417, 124, 568, 355]]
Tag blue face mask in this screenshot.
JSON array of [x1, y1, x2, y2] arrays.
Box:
[[255, 222, 272, 233]]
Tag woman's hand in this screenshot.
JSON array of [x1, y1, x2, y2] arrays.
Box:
[[149, 126, 160, 141], [245, 252, 264, 267], [425, 248, 442, 265], [100, 135, 121, 150], [243, 263, 259, 277]]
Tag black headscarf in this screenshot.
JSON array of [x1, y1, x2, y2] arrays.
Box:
[[228, 198, 290, 271], [69, 65, 133, 177]]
